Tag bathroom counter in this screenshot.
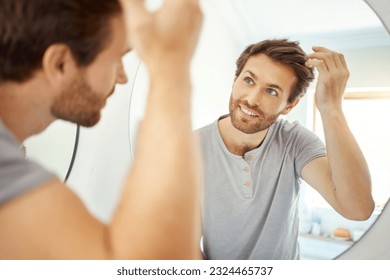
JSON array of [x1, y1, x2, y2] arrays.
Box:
[[298, 232, 356, 260]]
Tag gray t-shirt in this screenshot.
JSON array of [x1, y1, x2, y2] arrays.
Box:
[[0, 120, 55, 205], [197, 117, 326, 259]]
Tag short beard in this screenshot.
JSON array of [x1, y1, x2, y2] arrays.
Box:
[[229, 96, 281, 134], [51, 75, 107, 127]]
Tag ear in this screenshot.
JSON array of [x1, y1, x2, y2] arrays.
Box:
[[41, 44, 78, 89], [281, 97, 300, 115]]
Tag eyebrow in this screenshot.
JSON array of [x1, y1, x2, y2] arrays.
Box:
[[245, 70, 284, 94]]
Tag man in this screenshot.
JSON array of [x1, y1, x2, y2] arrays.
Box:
[[198, 39, 374, 259], [0, 0, 203, 259]]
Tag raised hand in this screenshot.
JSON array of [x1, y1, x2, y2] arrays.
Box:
[[120, 0, 203, 74], [306, 46, 350, 114], [112, 0, 203, 259]]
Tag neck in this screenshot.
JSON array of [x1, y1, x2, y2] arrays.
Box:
[[0, 79, 55, 142], [218, 116, 269, 157]]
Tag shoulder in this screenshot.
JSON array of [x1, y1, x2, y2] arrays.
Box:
[[195, 115, 228, 137], [0, 120, 55, 205], [271, 118, 312, 138], [268, 119, 323, 152], [194, 120, 217, 139], [0, 120, 22, 157]]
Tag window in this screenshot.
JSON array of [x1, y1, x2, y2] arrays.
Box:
[[307, 88, 390, 210]]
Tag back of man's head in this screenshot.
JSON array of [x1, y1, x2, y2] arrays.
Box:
[[0, 0, 121, 84]]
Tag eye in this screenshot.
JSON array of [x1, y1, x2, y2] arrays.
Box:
[[265, 88, 278, 96], [244, 77, 254, 85]]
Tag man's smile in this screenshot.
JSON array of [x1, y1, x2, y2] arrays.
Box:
[[239, 105, 258, 117]]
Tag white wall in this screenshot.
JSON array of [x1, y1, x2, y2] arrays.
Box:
[[345, 46, 390, 88]]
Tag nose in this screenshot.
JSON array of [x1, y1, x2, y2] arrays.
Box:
[[116, 62, 128, 84], [245, 87, 261, 107]]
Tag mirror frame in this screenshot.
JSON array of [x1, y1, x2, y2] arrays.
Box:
[[64, 124, 80, 182], [337, 0, 390, 259]]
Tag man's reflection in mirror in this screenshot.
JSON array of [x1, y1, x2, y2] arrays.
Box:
[[197, 39, 374, 260]]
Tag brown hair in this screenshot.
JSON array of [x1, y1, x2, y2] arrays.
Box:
[[235, 39, 314, 103], [0, 0, 121, 83]]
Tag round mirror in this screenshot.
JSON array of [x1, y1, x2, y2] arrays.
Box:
[[128, 0, 390, 259], [338, 0, 390, 259], [22, 120, 79, 182]]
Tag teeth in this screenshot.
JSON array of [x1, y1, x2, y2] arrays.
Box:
[[240, 106, 257, 117]]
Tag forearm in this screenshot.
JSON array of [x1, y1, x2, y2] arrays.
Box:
[[109, 71, 201, 259], [320, 108, 374, 218]]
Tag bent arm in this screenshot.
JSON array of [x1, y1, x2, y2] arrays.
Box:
[[107, 0, 203, 259], [109, 70, 202, 259], [0, 0, 203, 260], [302, 112, 374, 220], [302, 47, 374, 220]]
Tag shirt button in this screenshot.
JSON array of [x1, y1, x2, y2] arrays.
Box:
[[245, 181, 251, 187], [246, 155, 253, 161], [243, 167, 250, 173]]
